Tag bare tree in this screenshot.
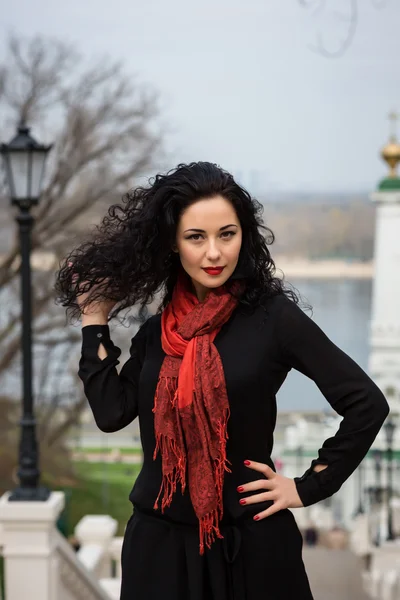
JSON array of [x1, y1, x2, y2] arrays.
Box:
[[298, 0, 389, 58], [0, 34, 163, 484]]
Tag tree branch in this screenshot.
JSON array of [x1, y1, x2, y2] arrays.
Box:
[[299, 0, 387, 58], [46, 396, 87, 447], [0, 33, 162, 454]]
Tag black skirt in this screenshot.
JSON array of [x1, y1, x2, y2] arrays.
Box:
[[120, 507, 314, 600]]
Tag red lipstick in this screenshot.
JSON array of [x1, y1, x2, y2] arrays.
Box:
[[202, 267, 225, 276]]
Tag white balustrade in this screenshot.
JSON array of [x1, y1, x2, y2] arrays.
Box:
[[0, 491, 114, 600], [75, 515, 118, 579]]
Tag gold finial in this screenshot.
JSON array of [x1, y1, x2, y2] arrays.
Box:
[[381, 111, 400, 178]]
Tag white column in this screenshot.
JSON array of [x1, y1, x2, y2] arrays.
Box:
[[0, 491, 65, 600], [369, 191, 400, 412]]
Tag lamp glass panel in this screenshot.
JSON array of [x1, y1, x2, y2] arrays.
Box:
[[29, 150, 47, 198], [8, 151, 29, 199]]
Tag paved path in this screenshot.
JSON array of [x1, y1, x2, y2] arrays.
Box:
[[303, 548, 370, 600]]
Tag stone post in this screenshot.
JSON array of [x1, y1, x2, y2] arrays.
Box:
[[0, 491, 65, 600], [75, 515, 118, 579]]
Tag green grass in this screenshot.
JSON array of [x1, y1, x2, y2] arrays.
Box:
[[73, 447, 142, 455], [57, 461, 142, 537]]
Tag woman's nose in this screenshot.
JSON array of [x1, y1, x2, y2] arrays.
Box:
[[206, 243, 221, 260]]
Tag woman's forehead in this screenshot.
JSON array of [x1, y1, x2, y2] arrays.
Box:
[[178, 196, 239, 229]]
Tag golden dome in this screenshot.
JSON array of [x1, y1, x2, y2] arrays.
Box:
[[381, 112, 400, 178]]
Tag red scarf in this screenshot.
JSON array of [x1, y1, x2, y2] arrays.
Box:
[[152, 269, 244, 554]]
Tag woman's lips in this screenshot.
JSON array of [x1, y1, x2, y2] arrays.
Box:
[[202, 267, 225, 276]]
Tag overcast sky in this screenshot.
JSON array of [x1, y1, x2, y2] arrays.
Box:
[[1, 0, 399, 193]]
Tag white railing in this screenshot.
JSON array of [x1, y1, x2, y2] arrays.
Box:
[[74, 515, 123, 600], [346, 509, 400, 600], [0, 491, 121, 600], [99, 536, 123, 598], [56, 529, 111, 600], [364, 568, 400, 600]]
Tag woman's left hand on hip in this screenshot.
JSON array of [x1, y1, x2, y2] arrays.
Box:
[[237, 459, 304, 520]]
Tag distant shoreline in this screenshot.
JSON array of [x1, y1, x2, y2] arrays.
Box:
[[274, 256, 373, 279], [1, 252, 374, 280]]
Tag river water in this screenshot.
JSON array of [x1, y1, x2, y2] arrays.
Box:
[[278, 278, 372, 411]]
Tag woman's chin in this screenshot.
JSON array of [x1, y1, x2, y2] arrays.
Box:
[[201, 276, 230, 288]]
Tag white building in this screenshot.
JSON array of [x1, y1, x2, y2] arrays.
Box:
[[369, 114, 400, 415]]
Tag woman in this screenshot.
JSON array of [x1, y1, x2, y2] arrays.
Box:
[[56, 162, 389, 600]]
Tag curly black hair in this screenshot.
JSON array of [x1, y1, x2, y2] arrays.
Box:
[[54, 161, 308, 323]]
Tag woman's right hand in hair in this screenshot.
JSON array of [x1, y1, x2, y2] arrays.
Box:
[[69, 262, 116, 323]]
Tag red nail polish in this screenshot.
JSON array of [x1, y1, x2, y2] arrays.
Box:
[[244, 460, 251, 466], [239, 499, 246, 505], [253, 515, 260, 521], [237, 486, 244, 492]]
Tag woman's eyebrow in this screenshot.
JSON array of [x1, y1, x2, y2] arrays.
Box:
[[183, 224, 238, 233]]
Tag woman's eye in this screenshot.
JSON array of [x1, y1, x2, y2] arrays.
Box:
[[186, 231, 235, 241]]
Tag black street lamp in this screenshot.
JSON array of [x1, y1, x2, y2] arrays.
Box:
[[371, 449, 383, 546], [1, 122, 52, 501], [355, 459, 365, 515], [373, 449, 383, 505], [383, 416, 396, 541]]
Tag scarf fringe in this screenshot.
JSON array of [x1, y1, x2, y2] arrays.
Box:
[[213, 414, 231, 502], [199, 508, 224, 555], [153, 376, 186, 512], [153, 433, 187, 512]]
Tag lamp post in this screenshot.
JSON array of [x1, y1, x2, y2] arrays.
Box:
[[372, 449, 383, 545], [355, 459, 365, 515], [383, 417, 396, 541], [373, 449, 383, 505], [0, 122, 52, 501]]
